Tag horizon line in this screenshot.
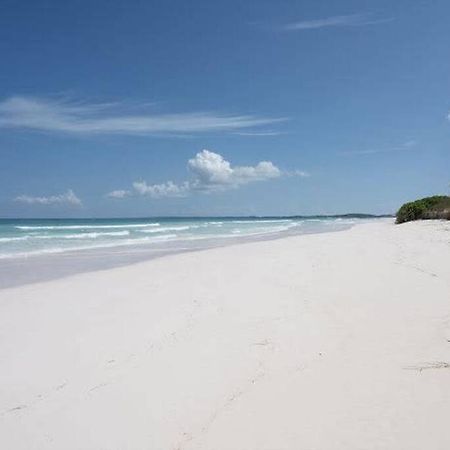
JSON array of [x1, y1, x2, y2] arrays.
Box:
[[0, 213, 395, 220]]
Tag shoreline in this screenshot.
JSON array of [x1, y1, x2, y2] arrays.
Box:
[[0, 218, 369, 289], [0, 219, 449, 449]]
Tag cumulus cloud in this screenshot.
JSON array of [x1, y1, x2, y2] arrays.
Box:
[[132, 180, 190, 198], [15, 189, 82, 206], [288, 169, 310, 177], [106, 189, 131, 199], [0, 96, 285, 136], [187, 150, 281, 191], [108, 149, 307, 199]]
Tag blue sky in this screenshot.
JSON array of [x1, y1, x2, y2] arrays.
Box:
[[1, 0, 449, 217]]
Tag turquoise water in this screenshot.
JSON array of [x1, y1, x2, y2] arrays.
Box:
[[0, 217, 362, 260]]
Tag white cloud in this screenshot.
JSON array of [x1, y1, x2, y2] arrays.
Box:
[[187, 150, 281, 191], [0, 96, 285, 136], [15, 189, 82, 206], [106, 189, 131, 199], [108, 149, 307, 199], [132, 181, 190, 198], [288, 169, 310, 177], [281, 13, 393, 31]]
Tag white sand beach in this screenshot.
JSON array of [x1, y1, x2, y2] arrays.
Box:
[[0, 219, 449, 450]]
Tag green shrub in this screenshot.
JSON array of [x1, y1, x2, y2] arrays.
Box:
[[396, 196, 450, 224]]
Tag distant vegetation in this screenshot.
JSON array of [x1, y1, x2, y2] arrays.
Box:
[[396, 196, 450, 224]]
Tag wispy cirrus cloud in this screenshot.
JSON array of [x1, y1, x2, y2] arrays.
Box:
[[281, 13, 393, 31], [0, 96, 285, 136], [338, 140, 417, 156], [232, 130, 284, 137], [108, 149, 308, 199], [15, 190, 82, 206]]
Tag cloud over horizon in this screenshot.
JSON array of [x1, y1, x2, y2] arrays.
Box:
[[108, 149, 307, 199], [15, 190, 82, 206], [0, 96, 285, 136]]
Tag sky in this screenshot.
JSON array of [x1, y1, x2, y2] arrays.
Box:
[[0, 0, 449, 218]]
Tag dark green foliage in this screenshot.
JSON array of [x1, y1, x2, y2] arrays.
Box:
[[396, 196, 450, 224]]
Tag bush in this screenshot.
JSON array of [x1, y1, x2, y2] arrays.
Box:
[[396, 196, 450, 224]]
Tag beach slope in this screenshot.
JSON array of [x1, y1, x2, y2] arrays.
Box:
[[0, 220, 449, 450]]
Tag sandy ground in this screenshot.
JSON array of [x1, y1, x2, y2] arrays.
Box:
[[0, 219, 449, 450]]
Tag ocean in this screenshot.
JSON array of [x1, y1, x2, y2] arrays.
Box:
[[0, 216, 382, 287], [0, 216, 368, 260]]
